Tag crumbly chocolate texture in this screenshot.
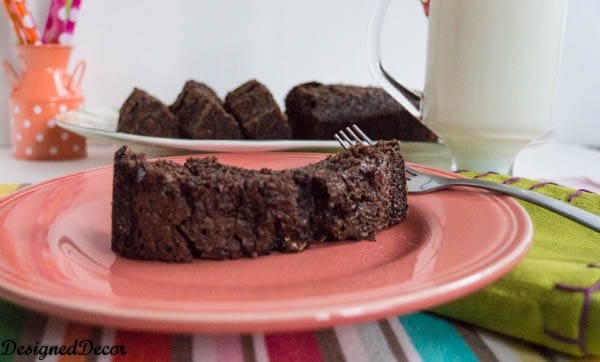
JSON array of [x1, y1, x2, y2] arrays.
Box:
[[170, 80, 242, 139], [111, 147, 194, 262], [111, 141, 408, 263], [180, 158, 303, 259], [171, 80, 222, 108], [225, 79, 292, 139], [285, 82, 438, 142], [117, 88, 182, 138]]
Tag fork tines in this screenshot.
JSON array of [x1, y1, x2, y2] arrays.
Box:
[[334, 124, 376, 150]]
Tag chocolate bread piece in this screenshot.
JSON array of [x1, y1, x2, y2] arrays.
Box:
[[171, 80, 221, 108], [113, 148, 309, 262], [117, 88, 182, 138], [112, 147, 194, 262], [293, 141, 407, 241], [111, 141, 408, 262], [225, 80, 292, 139], [170, 80, 242, 139], [285, 82, 438, 142]]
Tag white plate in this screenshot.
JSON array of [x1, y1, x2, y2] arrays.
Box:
[[55, 107, 453, 168]]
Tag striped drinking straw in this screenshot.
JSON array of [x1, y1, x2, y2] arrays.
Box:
[[42, 0, 82, 44], [9, 0, 41, 44], [1, 0, 24, 44]]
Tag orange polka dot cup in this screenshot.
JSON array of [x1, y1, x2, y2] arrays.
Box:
[[3, 45, 86, 160]]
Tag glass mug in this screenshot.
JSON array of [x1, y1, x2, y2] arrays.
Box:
[[368, 0, 568, 173]]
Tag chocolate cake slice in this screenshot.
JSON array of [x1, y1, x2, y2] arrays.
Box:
[[170, 80, 242, 139], [112, 141, 408, 262], [285, 82, 438, 142], [225, 80, 292, 139], [117, 88, 182, 138], [171, 80, 221, 108]]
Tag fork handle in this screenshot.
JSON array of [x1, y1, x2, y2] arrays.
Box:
[[449, 178, 600, 233]]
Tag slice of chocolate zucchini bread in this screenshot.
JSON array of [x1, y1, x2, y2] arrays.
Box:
[[117, 88, 182, 138], [285, 82, 438, 142], [111, 141, 408, 262], [224, 79, 292, 139], [169, 80, 242, 139]]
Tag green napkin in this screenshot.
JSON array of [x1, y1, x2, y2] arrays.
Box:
[[432, 172, 600, 357]]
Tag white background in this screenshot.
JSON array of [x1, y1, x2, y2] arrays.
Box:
[[0, 0, 599, 146]]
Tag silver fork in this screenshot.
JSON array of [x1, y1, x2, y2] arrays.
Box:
[[335, 125, 600, 233]]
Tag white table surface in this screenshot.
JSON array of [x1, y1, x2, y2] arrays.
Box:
[[0, 141, 599, 189]]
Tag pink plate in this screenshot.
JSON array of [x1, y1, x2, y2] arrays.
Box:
[[0, 152, 533, 333]]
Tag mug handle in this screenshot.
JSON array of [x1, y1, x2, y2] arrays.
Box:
[[367, 0, 423, 119], [2, 60, 19, 89], [67, 60, 86, 90]]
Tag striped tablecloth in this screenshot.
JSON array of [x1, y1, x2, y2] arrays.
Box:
[[0, 183, 595, 362]]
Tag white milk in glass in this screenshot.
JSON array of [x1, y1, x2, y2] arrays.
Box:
[[422, 0, 567, 172]]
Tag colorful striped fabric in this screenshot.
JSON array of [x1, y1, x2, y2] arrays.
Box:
[[0, 185, 596, 362], [0, 299, 584, 362]]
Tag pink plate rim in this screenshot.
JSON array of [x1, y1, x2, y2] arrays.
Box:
[[0, 153, 534, 333]]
